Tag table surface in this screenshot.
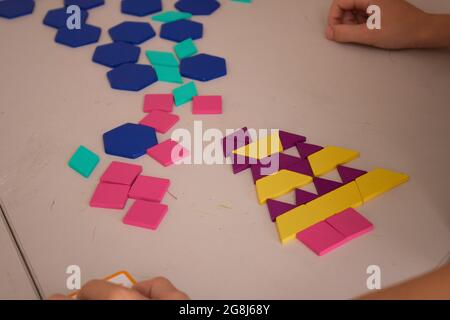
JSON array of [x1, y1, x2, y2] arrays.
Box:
[[1, 0, 450, 299]]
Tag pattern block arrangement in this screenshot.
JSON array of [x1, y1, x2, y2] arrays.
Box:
[[68, 145, 100, 178], [308, 146, 359, 176], [232, 131, 283, 160]]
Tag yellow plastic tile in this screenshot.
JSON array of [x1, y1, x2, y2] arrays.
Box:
[[275, 205, 318, 244], [232, 131, 283, 160], [255, 169, 312, 204], [308, 146, 360, 176], [355, 168, 409, 202]]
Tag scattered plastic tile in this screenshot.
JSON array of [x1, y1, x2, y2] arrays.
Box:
[[173, 81, 198, 106], [0, 0, 35, 19], [55, 24, 101, 48], [249, 153, 299, 183], [337, 165, 367, 184], [222, 127, 250, 157], [154, 65, 183, 84], [232, 132, 282, 161], [174, 38, 198, 60], [296, 221, 347, 256], [180, 54, 227, 82], [143, 94, 173, 113], [275, 205, 316, 244], [278, 153, 302, 170], [326, 208, 373, 240], [128, 175, 170, 202], [295, 189, 318, 206], [123, 200, 168, 230], [68, 145, 100, 178], [279, 131, 306, 150], [175, 0, 220, 16], [100, 161, 142, 185], [43, 7, 88, 29], [103, 123, 158, 159], [308, 146, 360, 177], [355, 168, 409, 202], [232, 0, 253, 3], [160, 19, 203, 42], [147, 139, 190, 167], [107, 63, 157, 91], [146, 50, 179, 67], [90, 182, 130, 209], [109, 21, 156, 45], [192, 95, 222, 114], [64, 0, 104, 10], [139, 110, 180, 134], [92, 42, 140, 68], [286, 159, 313, 176], [121, 0, 162, 17], [313, 177, 343, 196], [267, 199, 296, 222], [296, 142, 323, 159], [152, 10, 192, 23]]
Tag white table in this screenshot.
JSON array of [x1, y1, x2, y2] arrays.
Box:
[[0, 0, 449, 299]]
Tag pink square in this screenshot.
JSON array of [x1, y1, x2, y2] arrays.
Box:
[[100, 161, 142, 185], [143, 94, 173, 113], [326, 208, 374, 240], [147, 139, 190, 167], [123, 200, 168, 230], [296, 221, 347, 256], [90, 182, 130, 209], [128, 175, 170, 202], [192, 95, 222, 115], [139, 111, 179, 134]]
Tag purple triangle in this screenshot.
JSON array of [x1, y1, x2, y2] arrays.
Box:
[[337, 165, 367, 184], [250, 164, 265, 183], [222, 127, 251, 157], [267, 199, 297, 222], [295, 189, 318, 206], [287, 159, 313, 176], [313, 177, 343, 196], [231, 154, 252, 174], [279, 131, 306, 149], [296, 142, 323, 158], [278, 153, 302, 169]]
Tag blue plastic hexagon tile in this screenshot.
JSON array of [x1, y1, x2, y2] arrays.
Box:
[[121, 0, 162, 17], [0, 0, 35, 19], [160, 19, 203, 43], [175, 0, 220, 16], [109, 21, 156, 45], [64, 0, 105, 10], [180, 53, 227, 81], [93, 42, 141, 68], [107, 63, 157, 91], [103, 123, 158, 159], [43, 7, 89, 29], [55, 24, 101, 48]]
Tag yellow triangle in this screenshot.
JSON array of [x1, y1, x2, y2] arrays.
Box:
[[232, 131, 283, 160], [308, 146, 360, 176], [355, 168, 409, 202]]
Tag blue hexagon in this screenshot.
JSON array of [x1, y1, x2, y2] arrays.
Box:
[[93, 42, 141, 68], [121, 0, 162, 17], [175, 0, 220, 16], [55, 24, 101, 48], [180, 54, 227, 82], [107, 63, 157, 91], [103, 123, 158, 159], [64, 0, 105, 10], [0, 0, 35, 19], [109, 21, 156, 45], [43, 7, 89, 29], [160, 19, 203, 43]]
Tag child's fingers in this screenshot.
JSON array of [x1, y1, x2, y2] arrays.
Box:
[[328, 0, 372, 26], [47, 294, 71, 300], [77, 279, 148, 300], [133, 276, 189, 300], [326, 23, 374, 45]]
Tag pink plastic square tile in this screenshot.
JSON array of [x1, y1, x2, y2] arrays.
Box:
[[100, 161, 142, 185], [128, 175, 170, 202], [296, 221, 347, 256], [139, 111, 180, 134], [192, 95, 222, 114], [89, 182, 130, 209], [123, 200, 168, 230], [143, 94, 173, 113], [326, 208, 374, 240], [147, 139, 190, 167]]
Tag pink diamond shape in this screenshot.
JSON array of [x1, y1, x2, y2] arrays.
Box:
[[296, 221, 347, 256], [139, 111, 179, 134], [128, 175, 170, 202], [143, 94, 173, 113], [147, 139, 190, 167], [90, 182, 130, 209], [192, 95, 222, 114], [123, 200, 168, 230], [326, 208, 373, 240], [100, 161, 142, 186]]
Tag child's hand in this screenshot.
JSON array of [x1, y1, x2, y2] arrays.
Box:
[[49, 276, 189, 300]]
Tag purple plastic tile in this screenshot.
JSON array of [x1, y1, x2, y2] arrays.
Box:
[[296, 142, 323, 159], [313, 177, 343, 196], [231, 154, 253, 174], [267, 199, 296, 222], [286, 159, 313, 176], [295, 189, 318, 206], [222, 127, 250, 157], [278, 153, 302, 169], [279, 131, 306, 149], [337, 165, 367, 184], [326, 208, 373, 240]]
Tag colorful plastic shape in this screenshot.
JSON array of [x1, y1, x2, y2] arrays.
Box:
[[64, 0, 104, 10], [232, 131, 283, 160], [337, 165, 367, 184], [107, 63, 157, 91], [174, 38, 198, 60], [139, 111, 179, 134], [295, 189, 318, 206], [172, 81, 198, 106], [0, 0, 34, 19], [103, 123, 158, 159], [232, 0, 253, 3], [89, 182, 130, 209], [249, 153, 299, 183], [180, 54, 227, 82], [123, 200, 168, 230], [68, 145, 100, 178], [55, 24, 101, 48], [146, 50, 179, 67], [279, 131, 306, 150], [154, 65, 183, 84], [296, 221, 347, 256], [192, 95, 222, 114], [143, 94, 173, 112], [152, 10, 192, 23], [147, 139, 190, 167], [355, 168, 409, 202], [231, 157, 251, 174], [128, 175, 170, 202], [100, 161, 142, 185], [121, 0, 162, 17], [308, 146, 360, 176], [175, 0, 220, 16], [43, 7, 88, 29], [286, 159, 313, 176], [275, 205, 315, 244], [109, 21, 156, 45], [296, 142, 323, 159], [160, 19, 203, 42], [326, 208, 373, 240], [267, 199, 296, 222], [92, 42, 140, 68], [313, 177, 343, 196], [222, 127, 250, 157]]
